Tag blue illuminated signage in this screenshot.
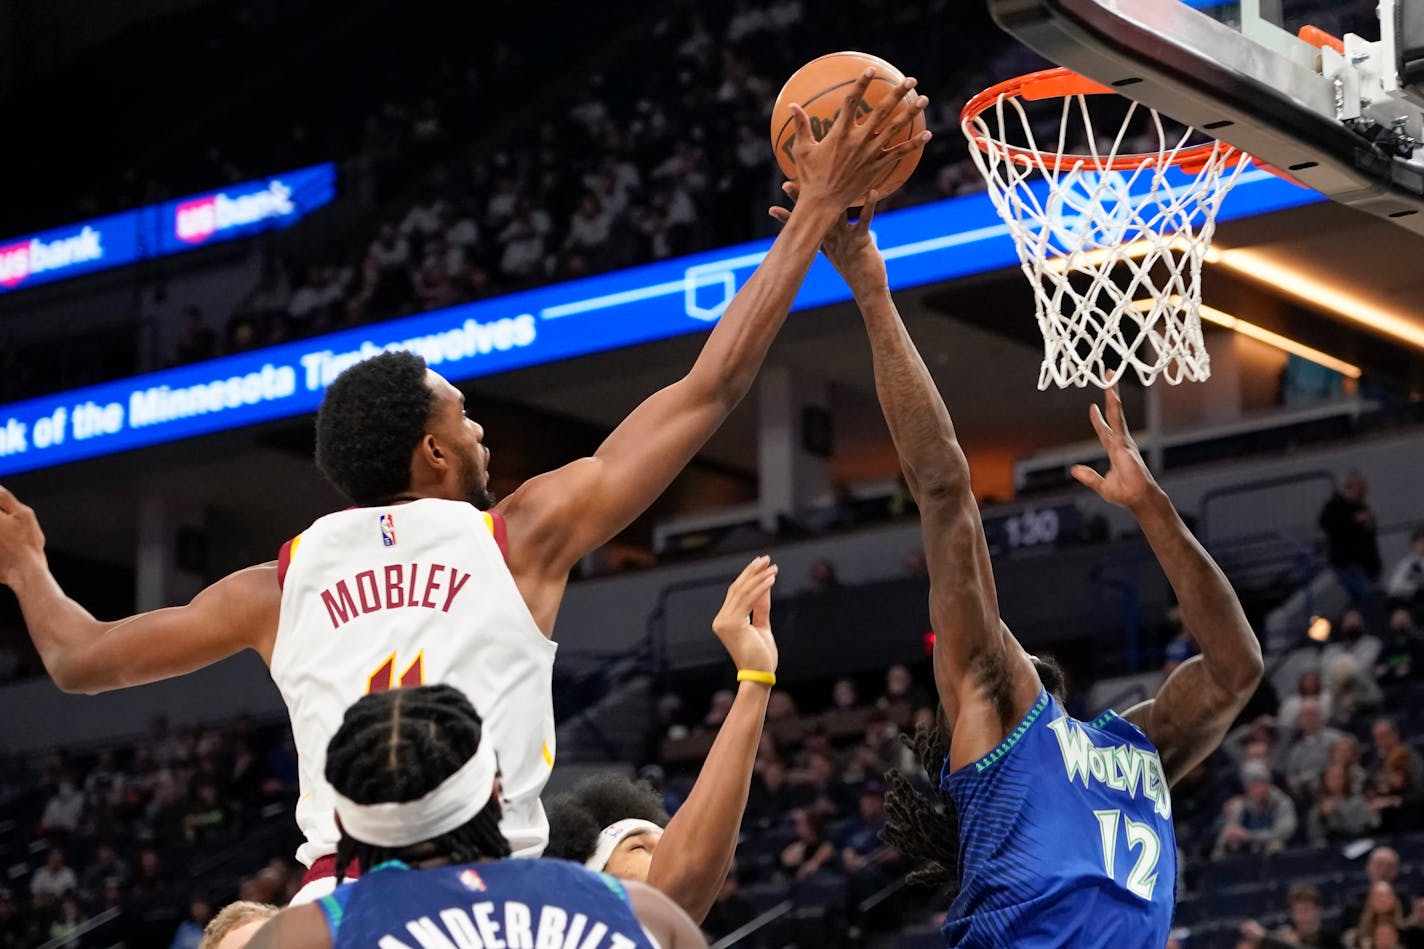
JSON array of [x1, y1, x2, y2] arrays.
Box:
[[0, 163, 337, 296], [0, 169, 1318, 476]]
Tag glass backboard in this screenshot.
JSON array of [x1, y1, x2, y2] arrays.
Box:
[[987, 0, 1424, 234]]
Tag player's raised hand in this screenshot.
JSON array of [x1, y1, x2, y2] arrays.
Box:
[[770, 183, 888, 295], [1069, 387, 1161, 510], [787, 70, 930, 210], [0, 485, 45, 587], [711, 556, 778, 676]]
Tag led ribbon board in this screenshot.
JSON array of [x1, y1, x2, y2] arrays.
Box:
[[0, 163, 337, 296], [0, 169, 1317, 476]]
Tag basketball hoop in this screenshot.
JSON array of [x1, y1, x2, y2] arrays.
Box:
[[961, 67, 1251, 389]]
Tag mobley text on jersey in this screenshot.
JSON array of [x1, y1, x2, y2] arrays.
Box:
[[319, 563, 472, 631]]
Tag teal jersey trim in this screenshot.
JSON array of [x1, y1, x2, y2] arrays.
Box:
[[973, 691, 1050, 773]]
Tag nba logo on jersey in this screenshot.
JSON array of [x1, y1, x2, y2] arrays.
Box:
[[379, 513, 396, 547], [459, 869, 486, 892]]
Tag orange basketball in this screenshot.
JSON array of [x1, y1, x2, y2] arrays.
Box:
[[770, 51, 927, 205]]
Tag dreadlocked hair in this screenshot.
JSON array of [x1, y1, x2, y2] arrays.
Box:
[[880, 712, 962, 892], [325, 684, 510, 880], [543, 773, 670, 864]]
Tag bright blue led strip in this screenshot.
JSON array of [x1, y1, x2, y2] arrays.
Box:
[[0, 168, 1319, 476], [0, 163, 337, 296]]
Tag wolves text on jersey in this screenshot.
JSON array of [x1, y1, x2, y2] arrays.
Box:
[[319, 563, 472, 630], [1047, 717, 1172, 820]]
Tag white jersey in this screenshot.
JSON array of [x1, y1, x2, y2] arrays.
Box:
[[270, 498, 556, 867]]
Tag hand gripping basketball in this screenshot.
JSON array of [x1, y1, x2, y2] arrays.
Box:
[[785, 69, 931, 210], [711, 556, 779, 677]]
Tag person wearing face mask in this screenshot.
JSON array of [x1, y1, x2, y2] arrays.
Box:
[[1376, 609, 1423, 683]]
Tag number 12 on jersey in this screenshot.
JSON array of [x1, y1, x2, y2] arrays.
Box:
[[1094, 808, 1161, 901]]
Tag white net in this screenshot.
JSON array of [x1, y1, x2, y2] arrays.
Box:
[[963, 83, 1250, 388]]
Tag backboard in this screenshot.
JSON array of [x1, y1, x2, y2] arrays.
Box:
[[988, 0, 1424, 235]]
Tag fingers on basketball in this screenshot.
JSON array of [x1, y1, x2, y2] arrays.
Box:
[[840, 70, 878, 138]]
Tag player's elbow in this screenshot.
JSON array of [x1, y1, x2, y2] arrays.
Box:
[[47, 652, 110, 695], [914, 459, 971, 505], [1219, 642, 1264, 696]]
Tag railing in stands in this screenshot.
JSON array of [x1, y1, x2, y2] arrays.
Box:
[[1198, 469, 1336, 542], [35, 906, 120, 949], [708, 899, 795, 949]]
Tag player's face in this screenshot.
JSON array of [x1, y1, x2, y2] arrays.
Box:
[[603, 828, 663, 882], [427, 372, 495, 510]]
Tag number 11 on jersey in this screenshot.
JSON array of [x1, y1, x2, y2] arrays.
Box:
[[1094, 808, 1161, 901]]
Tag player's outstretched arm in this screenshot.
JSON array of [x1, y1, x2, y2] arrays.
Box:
[[779, 192, 1038, 768], [1070, 388, 1263, 785], [0, 485, 279, 695], [625, 879, 709, 948], [648, 557, 778, 921], [498, 75, 932, 622]]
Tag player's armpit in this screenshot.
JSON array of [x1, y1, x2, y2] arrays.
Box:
[[43, 562, 280, 695], [1124, 654, 1253, 786], [922, 495, 1042, 771], [624, 879, 709, 949]]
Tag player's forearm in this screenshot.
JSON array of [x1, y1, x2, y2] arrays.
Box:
[[9, 556, 111, 691], [684, 198, 843, 406], [857, 287, 969, 499], [648, 681, 770, 921], [1130, 489, 1263, 693]]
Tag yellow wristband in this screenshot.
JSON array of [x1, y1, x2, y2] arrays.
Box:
[[737, 669, 776, 686]]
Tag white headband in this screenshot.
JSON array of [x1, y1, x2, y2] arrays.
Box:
[[585, 818, 664, 871], [333, 738, 498, 848]]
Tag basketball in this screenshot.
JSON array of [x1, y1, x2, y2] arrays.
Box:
[[770, 51, 927, 204]]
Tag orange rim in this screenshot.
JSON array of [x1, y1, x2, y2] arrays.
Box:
[[961, 66, 1244, 173]]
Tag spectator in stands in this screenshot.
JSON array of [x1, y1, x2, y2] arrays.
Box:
[[1348, 882, 1408, 949], [1239, 881, 1342, 949], [1366, 719, 1424, 830], [197, 901, 278, 949], [49, 895, 84, 942], [841, 781, 898, 902], [747, 758, 792, 828], [1280, 669, 1334, 732], [367, 222, 410, 271], [39, 775, 85, 835], [831, 677, 859, 712], [1326, 652, 1385, 726], [84, 750, 125, 810], [1335, 609, 1385, 669], [779, 807, 837, 883], [30, 847, 78, 903], [170, 894, 215, 949], [1331, 734, 1370, 793], [81, 842, 129, 898], [1319, 471, 1383, 608], [878, 664, 930, 724], [1284, 698, 1346, 793], [1343, 847, 1404, 927], [1215, 761, 1298, 857], [287, 265, 343, 329], [182, 780, 231, 843], [1385, 527, 1424, 610], [170, 305, 217, 366], [1225, 714, 1285, 772], [1309, 762, 1379, 845], [1377, 608, 1422, 683]]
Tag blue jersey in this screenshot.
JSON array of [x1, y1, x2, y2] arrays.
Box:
[[940, 690, 1177, 948], [318, 858, 656, 949]]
